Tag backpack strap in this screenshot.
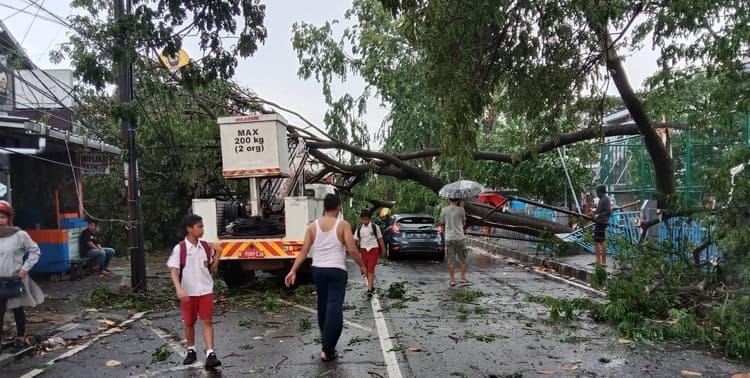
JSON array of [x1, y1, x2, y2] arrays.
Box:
[[179, 240, 187, 282], [199, 240, 214, 265], [371, 223, 378, 239], [179, 240, 214, 282]]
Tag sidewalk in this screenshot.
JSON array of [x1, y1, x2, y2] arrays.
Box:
[[0, 251, 173, 369], [467, 236, 615, 285]]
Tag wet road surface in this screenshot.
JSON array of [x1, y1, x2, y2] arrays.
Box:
[[7, 249, 749, 377]]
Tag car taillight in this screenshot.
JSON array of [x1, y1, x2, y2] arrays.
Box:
[[392, 223, 400, 234], [437, 225, 444, 233]]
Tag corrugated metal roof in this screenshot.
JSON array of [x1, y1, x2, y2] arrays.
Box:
[[0, 115, 120, 155]]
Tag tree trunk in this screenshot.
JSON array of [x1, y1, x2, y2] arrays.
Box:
[[602, 33, 675, 204]]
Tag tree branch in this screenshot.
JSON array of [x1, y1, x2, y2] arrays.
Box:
[[391, 122, 685, 163]]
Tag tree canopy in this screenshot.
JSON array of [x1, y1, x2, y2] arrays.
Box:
[[378, 0, 750, 199]]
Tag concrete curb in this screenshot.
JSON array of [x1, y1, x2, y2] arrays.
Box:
[[467, 238, 606, 296]]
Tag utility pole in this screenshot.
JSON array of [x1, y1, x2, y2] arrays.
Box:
[[115, 0, 147, 292]]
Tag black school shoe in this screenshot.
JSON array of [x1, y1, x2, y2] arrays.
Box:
[[205, 352, 222, 369], [183, 349, 197, 365]]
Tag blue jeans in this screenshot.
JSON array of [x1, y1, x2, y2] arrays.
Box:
[[312, 267, 348, 355], [87, 248, 114, 271]]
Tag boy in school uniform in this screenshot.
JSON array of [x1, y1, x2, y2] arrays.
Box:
[[353, 208, 386, 297], [167, 214, 222, 369]]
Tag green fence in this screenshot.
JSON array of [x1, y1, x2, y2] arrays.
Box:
[[600, 114, 750, 207]]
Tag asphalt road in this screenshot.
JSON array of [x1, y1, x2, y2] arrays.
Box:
[[7, 249, 750, 377]]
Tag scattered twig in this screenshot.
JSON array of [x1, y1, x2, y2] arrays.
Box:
[[275, 355, 288, 369]]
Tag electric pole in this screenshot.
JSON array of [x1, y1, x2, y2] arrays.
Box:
[[115, 0, 147, 292]]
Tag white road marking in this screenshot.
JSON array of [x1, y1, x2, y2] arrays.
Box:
[[467, 246, 607, 296], [140, 319, 189, 358], [277, 299, 373, 333], [370, 294, 403, 378], [20, 312, 148, 378], [346, 256, 403, 377], [131, 364, 205, 378]]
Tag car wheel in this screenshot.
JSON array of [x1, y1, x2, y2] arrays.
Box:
[[386, 245, 396, 260], [433, 251, 445, 262]]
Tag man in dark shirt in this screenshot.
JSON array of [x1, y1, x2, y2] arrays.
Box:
[[80, 220, 115, 276], [592, 185, 612, 267]]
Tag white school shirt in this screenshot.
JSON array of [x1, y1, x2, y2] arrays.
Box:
[[167, 239, 214, 296], [354, 223, 383, 250]]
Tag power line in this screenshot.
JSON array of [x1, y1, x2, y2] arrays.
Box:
[[13, 96, 115, 142], [0, 2, 63, 25], [0, 59, 110, 139], [1, 2, 32, 21], [0, 145, 99, 173], [34, 26, 64, 63], [19, 0, 44, 45], [21, 0, 70, 28]]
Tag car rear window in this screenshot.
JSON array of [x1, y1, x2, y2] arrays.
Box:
[[398, 217, 434, 224]]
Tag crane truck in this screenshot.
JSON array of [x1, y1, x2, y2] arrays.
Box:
[[191, 113, 335, 286]]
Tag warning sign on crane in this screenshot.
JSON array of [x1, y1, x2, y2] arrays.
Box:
[[218, 114, 291, 178]]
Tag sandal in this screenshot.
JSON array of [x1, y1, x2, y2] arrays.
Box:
[[321, 350, 338, 362], [449, 281, 456, 287], [460, 279, 470, 284]]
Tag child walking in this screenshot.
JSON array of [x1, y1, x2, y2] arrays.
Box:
[[167, 214, 221, 369], [354, 208, 386, 297]]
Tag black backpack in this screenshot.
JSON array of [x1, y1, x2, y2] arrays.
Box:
[[356, 223, 379, 240]]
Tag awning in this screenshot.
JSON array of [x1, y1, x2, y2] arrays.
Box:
[[0, 115, 120, 155]]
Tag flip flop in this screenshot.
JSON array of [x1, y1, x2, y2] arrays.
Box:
[[587, 262, 597, 266], [321, 351, 338, 362], [601, 264, 608, 268], [460, 280, 470, 284], [449, 281, 456, 287]]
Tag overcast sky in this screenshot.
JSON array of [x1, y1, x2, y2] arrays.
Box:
[[2, 1, 661, 141]]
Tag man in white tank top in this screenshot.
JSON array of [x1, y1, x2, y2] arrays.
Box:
[[285, 194, 366, 362]]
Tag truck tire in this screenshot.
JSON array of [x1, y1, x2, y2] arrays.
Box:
[[296, 259, 313, 284], [219, 261, 253, 287]]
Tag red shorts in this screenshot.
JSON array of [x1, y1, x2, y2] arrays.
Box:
[[360, 248, 380, 273], [180, 294, 214, 325]]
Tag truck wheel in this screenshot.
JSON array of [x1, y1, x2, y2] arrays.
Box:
[[295, 259, 313, 285], [219, 261, 253, 287]]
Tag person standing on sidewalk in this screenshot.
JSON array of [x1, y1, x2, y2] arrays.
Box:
[[353, 208, 386, 297], [0, 201, 44, 350], [441, 198, 468, 286], [167, 214, 222, 369], [79, 220, 115, 277], [592, 185, 612, 267], [285, 194, 367, 362]]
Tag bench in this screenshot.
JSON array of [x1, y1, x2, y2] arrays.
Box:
[[48, 257, 97, 280], [71, 257, 98, 279]]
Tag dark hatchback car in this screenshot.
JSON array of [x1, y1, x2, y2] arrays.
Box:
[[383, 214, 445, 260]]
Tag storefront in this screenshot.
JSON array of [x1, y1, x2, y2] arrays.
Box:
[[0, 115, 120, 273]]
